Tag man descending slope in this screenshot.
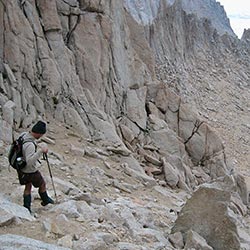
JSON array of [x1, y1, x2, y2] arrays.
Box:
[[17, 121, 54, 212]]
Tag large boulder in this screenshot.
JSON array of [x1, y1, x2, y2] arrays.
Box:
[[171, 177, 250, 249], [0, 234, 70, 250], [0, 194, 35, 222]]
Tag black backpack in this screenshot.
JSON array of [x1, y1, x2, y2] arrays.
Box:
[[8, 135, 32, 170]]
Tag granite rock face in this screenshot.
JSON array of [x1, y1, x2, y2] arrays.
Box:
[[0, 0, 233, 188]]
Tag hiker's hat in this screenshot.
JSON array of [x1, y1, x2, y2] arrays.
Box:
[[31, 121, 46, 134]]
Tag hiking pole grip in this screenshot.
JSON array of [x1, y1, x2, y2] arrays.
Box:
[[43, 153, 58, 203]]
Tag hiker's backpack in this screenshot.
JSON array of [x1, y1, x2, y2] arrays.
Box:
[[8, 135, 27, 170]]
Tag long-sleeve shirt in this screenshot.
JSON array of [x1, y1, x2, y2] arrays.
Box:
[[20, 132, 43, 173]]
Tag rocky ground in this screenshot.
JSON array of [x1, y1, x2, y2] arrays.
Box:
[[1, 115, 250, 249], [0, 119, 191, 249]]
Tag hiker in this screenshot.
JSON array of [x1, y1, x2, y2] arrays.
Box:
[[17, 120, 54, 212]]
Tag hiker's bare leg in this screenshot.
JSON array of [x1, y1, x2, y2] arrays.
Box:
[[23, 183, 32, 212], [38, 181, 46, 193], [24, 183, 32, 195]]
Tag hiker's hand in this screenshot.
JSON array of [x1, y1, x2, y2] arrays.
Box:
[[40, 142, 48, 154]]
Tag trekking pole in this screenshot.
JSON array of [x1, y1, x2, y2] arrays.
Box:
[[43, 153, 58, 203]]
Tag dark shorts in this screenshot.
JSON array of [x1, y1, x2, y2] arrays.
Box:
[[17, 170, 45, 188]]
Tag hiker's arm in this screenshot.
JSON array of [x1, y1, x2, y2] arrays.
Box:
[[23, 143, 43, 167]]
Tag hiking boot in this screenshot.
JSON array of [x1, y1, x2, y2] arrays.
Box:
[[39, 191, 54, 206], [23, 194, 31, 212]]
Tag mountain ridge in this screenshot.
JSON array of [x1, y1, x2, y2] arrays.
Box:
[[124, 0, 235, 36]]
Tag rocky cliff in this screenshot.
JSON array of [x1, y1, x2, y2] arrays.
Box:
[[0, 0, 250, 249], [124, 0, 234, 36], [126, 0, 250, 172]]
